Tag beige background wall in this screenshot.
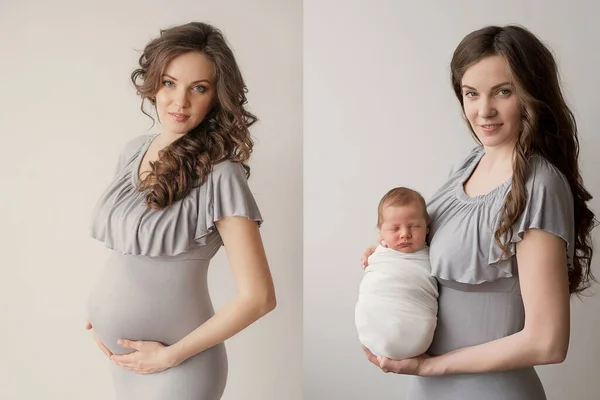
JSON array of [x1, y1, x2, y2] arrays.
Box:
[[0, 1, 302, 399], [304, 1, 600, 399]]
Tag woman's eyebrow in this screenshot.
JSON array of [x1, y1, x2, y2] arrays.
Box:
[[162, 73, 211, 84], [461, 81, 512, 91]]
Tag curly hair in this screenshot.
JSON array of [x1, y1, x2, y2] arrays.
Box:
[[450, 25, 596, 295], [130, 22, 257, 209]]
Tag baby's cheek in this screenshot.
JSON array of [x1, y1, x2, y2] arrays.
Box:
[[380, 231, 395, 243], [414, 231, 428, 244]]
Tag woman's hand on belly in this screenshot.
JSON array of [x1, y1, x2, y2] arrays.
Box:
[[110, 338, 181, 374], [85, 319, 113, 359], [361, 344, 432, 376]]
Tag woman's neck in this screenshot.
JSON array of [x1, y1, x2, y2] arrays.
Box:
[[481, 140, 517, 173], [156, 131, 185, 150]]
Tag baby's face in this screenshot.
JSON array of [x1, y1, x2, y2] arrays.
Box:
[[379, 205, 428, 253]]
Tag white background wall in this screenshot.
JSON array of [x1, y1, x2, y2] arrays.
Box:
[[0, 1, 302, 399], [304, 1, 599, 399]]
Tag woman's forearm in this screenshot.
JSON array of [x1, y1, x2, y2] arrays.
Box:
[[168, 294, 275, 365], [423, 329, 567, 376]]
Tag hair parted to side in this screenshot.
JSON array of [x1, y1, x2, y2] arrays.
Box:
[[130, 21, 257, 210], [450, 24, 597, 295], [377, 187, 429, 228]]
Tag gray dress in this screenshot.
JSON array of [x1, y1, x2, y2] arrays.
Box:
[[87, 134, 262, 400], [407, 146, 575, 400]]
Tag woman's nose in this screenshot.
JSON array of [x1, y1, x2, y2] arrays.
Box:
[[478, 97, 497, 119], [173, 89, 191, 109]]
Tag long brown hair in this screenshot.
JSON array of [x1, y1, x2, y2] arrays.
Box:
[[450, 25, 596, 295], [131, 22, 257, 209]]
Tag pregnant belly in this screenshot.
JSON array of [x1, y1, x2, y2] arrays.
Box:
[[87, 253, 214, 355], [429, 278, 525, 356]]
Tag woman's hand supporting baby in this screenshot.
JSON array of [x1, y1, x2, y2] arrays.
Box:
[[361, 345, 434, 376], [360, 241, 386, 269]]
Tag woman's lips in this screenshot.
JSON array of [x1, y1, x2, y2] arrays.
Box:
[[169, 112, 190, 122], [479, 123, 503, 132]]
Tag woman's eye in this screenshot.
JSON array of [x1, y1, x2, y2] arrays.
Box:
[[162, 80, 174, 87], [193, 85, 207, 93], [464, 91, 477, 97], [498, 88, 511, 96]]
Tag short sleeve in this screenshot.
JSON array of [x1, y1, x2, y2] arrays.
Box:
[[489, 156, 575, 269], [114, 134, 154, 176], [194, 160, 263, 244], [447, 146, 483, 178]]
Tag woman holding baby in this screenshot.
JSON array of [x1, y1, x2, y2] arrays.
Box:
[[360, 24, 596, 400]]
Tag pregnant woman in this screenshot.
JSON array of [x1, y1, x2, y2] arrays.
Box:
[[361, 25, 596, 400], [84, 22, 276, 400]]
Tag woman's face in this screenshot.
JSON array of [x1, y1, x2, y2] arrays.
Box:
[[154, 51, 216, 137], [460, 55, 521, 150]]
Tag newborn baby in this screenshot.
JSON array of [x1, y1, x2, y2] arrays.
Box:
[[355, 187, 439, 360]]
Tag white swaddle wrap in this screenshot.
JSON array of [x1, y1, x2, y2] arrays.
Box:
[[355, 245, 439, 359]]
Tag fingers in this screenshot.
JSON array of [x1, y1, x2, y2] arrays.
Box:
[[117, 339, 141, 350], [378, 356, 394, 373], [361, 245, 379, 268], [361, 248, 373, 268], [97, 341, 113, 358], [111, 356, 140, 373], [381, 357, 411, 374], [110, 353, 136, 367], [116, 364, 150, 375], [361, 345, 379, 367], [86, 321, 115, 359], [92, 332, 113, 357], [380, 363, 391, 373], [111, 354, 150, 375], [361, 344, 370, 355], [96, 343, 112, 358], [361, 345, 398, 373], [119, 365, 147, 374]]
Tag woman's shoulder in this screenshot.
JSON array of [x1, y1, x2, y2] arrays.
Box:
[[116, 134, 155, 164], [526, 154, 570, 191], [111, 134, 156, 176], [211, 159, 244, 171], [194, 160, 253, 197], [447, 145, 483, 177], [120, 134, 155, 155], [209, 159, 248, 180]]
